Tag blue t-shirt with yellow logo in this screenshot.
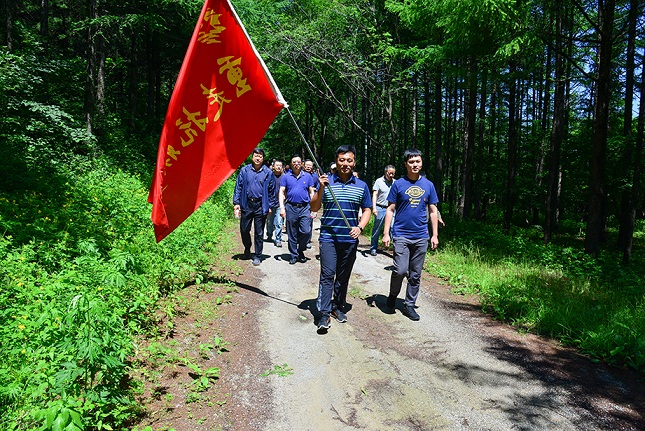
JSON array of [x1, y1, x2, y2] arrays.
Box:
[[387, 176, 439, 239]]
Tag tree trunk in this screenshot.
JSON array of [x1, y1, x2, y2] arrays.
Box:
[[96, 38, 106, 117], [84, 0, 98, 138], [474, 67, 488, 220], [40, 0, 48, 38], [505, 64, 518, 231], [480, 83, 498, 221], [460, 56, 477, 219], [423, 70, 431, 170], [412, 74, 418, 148], [434, 70, 443, 202], [128, 30, 138, 131], [545, 1, 567, 244], [584, 0, 615, 257], [6, 0, 13, 51], [621, 46, 645, 263], [617, 0, 638, 254], [146, 30, 160, 120]]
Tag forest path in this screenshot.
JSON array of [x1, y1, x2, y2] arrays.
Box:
[[235, 218, 645, 430]]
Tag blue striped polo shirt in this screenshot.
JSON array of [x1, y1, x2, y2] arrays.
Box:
[[319, 173, 372, 243]]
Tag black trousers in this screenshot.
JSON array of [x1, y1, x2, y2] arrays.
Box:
[[285, 203, 311, 259], [240, 199, 267, 258]]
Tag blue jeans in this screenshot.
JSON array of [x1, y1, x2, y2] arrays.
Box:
[[389, 237, 428, 307], [370, 207, 387, 251], [266, 206, 283, 242], [317, 241, 358, 314]]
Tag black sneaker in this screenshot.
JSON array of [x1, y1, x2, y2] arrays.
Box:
[[289, 257, 297, 265], [402, 304, 420, 321], [298, 254, 307, 263], [243, 249, 251, 260], [331, 308, 347, 323], [386, 295, 396, 309], [318, 313, 331, 330]]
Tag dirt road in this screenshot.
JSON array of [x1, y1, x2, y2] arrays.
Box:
[[136, 218, 645, 430], [224, 219, 645, 430]]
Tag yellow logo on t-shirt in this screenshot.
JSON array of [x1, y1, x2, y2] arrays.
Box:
[[405, 186, 424, 207]]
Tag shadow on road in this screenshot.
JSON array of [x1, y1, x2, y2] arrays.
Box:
[[233, 281, 300, 307]]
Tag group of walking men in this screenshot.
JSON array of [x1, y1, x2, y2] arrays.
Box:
[[233, 146, 439, 331]]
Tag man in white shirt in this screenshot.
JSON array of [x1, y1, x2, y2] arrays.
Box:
[[370, 165, 396, 255]]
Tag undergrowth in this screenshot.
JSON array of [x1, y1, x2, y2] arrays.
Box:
[[0, 156, 235, 430], [426, 218, 645, 373]]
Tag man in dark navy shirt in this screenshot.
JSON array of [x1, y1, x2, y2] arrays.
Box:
[[279, 155, 315, 264], [233, 148, 277, 266]]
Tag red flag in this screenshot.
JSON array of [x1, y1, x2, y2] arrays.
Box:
[[148, 0, 286, 242]]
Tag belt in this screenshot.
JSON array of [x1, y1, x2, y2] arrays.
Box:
[[377, 204, 388, 208], [287, 201, 308, 208], [248, 197, 262, 202]]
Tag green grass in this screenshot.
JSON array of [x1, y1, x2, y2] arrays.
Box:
[[426, 218, 645, 372], [0, 156, 236, 430]]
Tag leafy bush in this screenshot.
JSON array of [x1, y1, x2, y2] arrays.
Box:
[[0, 157, 235, 430]]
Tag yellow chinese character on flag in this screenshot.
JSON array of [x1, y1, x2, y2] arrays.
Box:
[[165, 145, 181, 167], [217, 56, 252, 97], [198, 9, 226, 44], [175, 107, 208, 147], [201, 84, 232, 122]]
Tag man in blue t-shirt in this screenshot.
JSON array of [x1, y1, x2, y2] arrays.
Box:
[[310, 145, 372, 332], [279, 155, 315, 264], [382, 148, 439, 321]]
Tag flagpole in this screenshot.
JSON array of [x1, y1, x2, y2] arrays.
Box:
[[285, 107, 352, 231]]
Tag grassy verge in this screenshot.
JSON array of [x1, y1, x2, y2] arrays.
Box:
[[0, 156, 236, 430], [425, 218, 645, 373]]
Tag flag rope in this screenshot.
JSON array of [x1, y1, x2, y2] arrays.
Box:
[[285, 106, 352, 231]]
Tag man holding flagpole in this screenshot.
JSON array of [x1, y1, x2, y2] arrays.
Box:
[[310, 145, 372, 332]]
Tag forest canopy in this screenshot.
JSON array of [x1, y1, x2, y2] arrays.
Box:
[[2, 0, 643, 258]]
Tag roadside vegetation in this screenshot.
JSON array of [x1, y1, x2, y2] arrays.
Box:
[[425, 213, 645, 373], [0, 151, 236, 430]]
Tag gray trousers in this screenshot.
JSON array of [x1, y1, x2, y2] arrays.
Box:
[[389, 237, 429, 307]]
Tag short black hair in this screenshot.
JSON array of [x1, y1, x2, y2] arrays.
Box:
[[252, 147, 266, 158], [335, 144, 356, 158], [404, 148, 422, 161], [291, 154, 302, 162]]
